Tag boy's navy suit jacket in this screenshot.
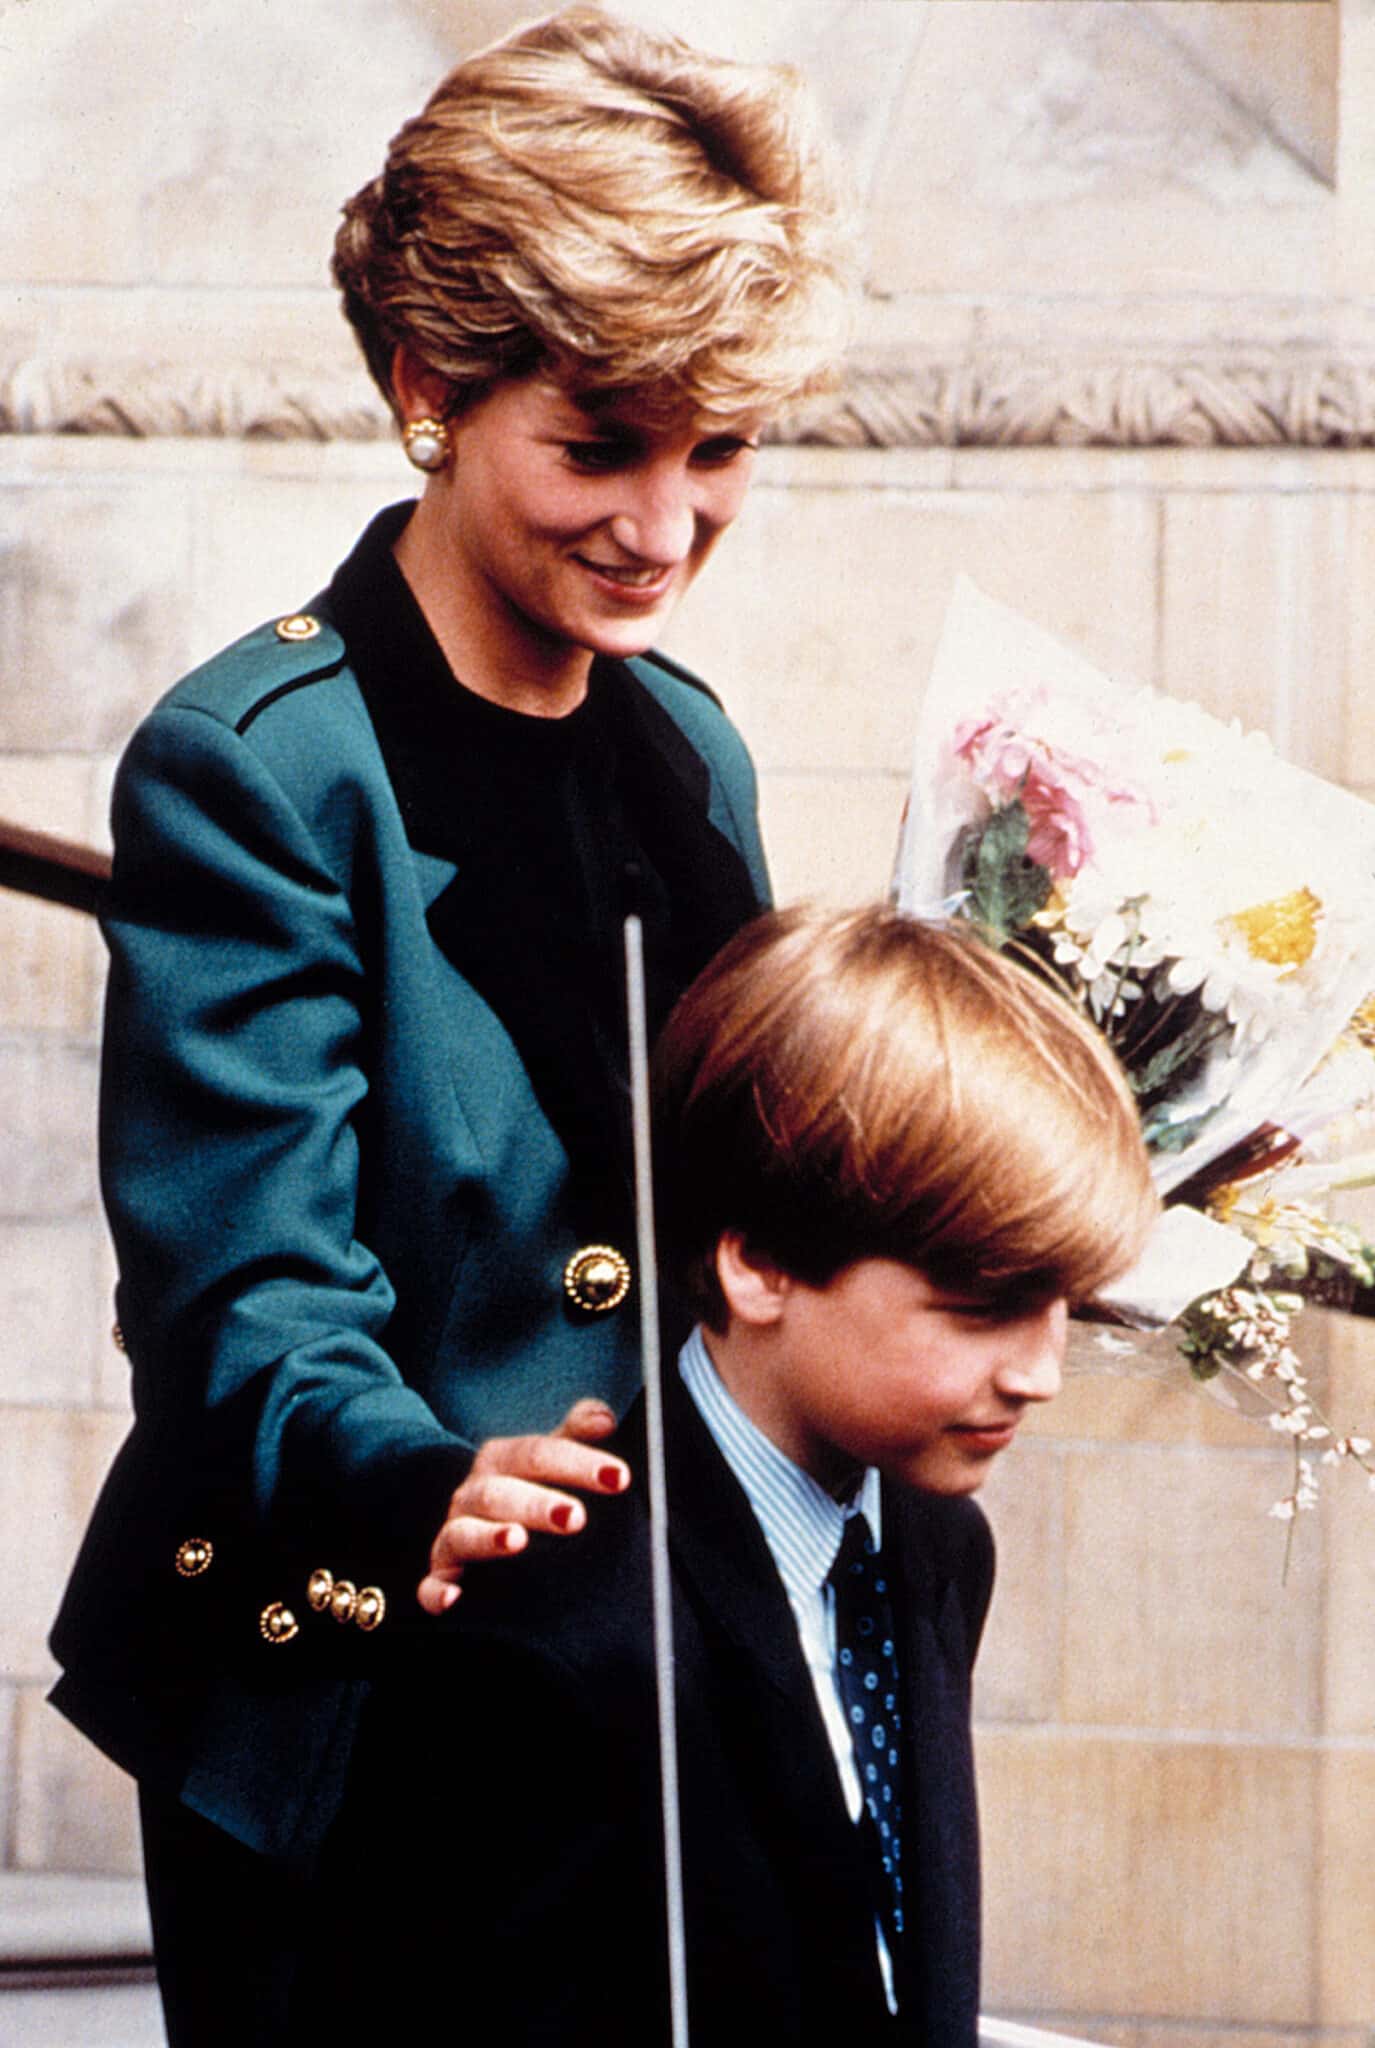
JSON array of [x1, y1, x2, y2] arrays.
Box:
[[46, 576, 768, 1869], [322, 1366, 995, 2048]]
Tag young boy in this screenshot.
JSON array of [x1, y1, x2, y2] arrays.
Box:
[[305, 905, 1156, 2046]]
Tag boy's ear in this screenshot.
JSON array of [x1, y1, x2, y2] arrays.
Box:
[[715, 1231, 791, 1328]]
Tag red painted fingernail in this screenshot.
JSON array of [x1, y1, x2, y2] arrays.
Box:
[[599, 1465, 624, 1491], [550, 1504, 574, 1532], [493, 1526, 515, 1552]]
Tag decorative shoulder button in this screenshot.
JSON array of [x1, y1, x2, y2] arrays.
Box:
[[306, 1567, 334, 1613], [111, 1321, 126, 1353], [328, 1579, 358, 1625], [563, 1245, 632, 1315], [354, 1586, 386, 1633], [274, 612, 321, 643], [259, 1601, 299, 1645], [174, 1537, 213, 1579]]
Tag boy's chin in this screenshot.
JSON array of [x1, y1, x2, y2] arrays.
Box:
[[881, 1451, 1000, 1497]]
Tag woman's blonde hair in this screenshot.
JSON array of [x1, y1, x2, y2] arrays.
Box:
[[333, 4, 852, 421], [653, 905, 1159, 1329]]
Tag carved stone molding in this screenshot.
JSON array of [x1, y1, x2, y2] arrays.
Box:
[[802, 360, 1375, 450], [4, 354, 1375, 449]]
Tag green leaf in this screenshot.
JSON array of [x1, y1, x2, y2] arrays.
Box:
[[1141, 1104, 1222, 1154], [1128, 1008, 1230, 1102], [962, 801, 1052, 942]]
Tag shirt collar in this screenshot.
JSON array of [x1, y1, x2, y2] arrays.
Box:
[[678, 1325, 882, 1605]]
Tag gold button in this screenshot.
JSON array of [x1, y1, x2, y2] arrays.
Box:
[[355, 1586, 386, 1633], [259, 1601, 299, 1645], [111, 1321, 126, 1352], [174, 1537, 213, 1579], [274, 612, 321, 643], [306, 1568, 334, 1613], [563, 1245, 632, 1315], [328, 1579, 358, 1625]]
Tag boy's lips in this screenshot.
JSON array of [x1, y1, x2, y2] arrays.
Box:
[[949, 1419, 1021, 1452]]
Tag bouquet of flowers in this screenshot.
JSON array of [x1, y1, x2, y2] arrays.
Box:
[[894, 578, 1375, 1535]]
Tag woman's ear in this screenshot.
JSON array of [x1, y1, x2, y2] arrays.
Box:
[[390, 343, 453, 425], [715, 1231, 791, 1328]]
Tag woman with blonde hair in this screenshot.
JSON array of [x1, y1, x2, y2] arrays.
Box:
[[49, 8, 850, 2039]]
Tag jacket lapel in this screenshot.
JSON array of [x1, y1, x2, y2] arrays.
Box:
[[886, 1484, 984, 2042]]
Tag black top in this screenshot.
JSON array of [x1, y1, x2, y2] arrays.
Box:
[[327, 504, 761, 1241]]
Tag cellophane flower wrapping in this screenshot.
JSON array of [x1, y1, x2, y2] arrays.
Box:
[[893, 578, 1375, 1522]]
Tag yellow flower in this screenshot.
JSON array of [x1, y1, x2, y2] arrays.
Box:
[[1224, 886, 1322, 971]]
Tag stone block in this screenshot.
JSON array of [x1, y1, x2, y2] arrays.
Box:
[[1343, 497, 1375, 787], [1134, 2033, 1362, 2048], [1159, 493, 1351, 780], [0, 1217, 102, 1407], [0, 484, 195, 753], [1321, 1317, 1375, 1739], [0, 1040, 100, 1221], [977, 1729, 1317, 2025], [1024, 1350, 1267, 1451], [0, 0, 444, 290], [756, 770, 905, 906], [1336, 0, 1375, 295], [665, 479, 1157, 777], [1317, 1747, 1375, 2026], [0, 1407, 126, 1682], [186, 469, 409, 672], [1060, 1443, 1321, 1736], [866, 4, 1330, 301], [11, 1687, 141, 1878], [972, 1441, 1065, 1726], [0, 756, 108, 1036], [0, 1682, 13, 1870]]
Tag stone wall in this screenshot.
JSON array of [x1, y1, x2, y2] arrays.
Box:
[[2, 2, 1373, 2041]]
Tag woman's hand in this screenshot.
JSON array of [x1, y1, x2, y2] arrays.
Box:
[[417, 1397, 630, 1614]]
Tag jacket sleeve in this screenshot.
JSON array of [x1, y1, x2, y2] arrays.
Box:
[[101, 701, 468, 1585]]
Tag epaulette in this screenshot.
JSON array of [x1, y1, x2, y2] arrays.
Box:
[[234, 611, 348, 735]]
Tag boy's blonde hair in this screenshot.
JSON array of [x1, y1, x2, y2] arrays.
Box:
[[653, 905, 1159, 1329], [333, 4, 851, 422]]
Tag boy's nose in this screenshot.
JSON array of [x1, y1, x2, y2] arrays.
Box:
[[998, 1299, 1066, 1404]]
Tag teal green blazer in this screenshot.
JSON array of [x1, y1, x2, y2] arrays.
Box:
[[50, 552, 768, 1866]]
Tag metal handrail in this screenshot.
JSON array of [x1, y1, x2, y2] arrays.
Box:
[[0, 819, 110, 917]]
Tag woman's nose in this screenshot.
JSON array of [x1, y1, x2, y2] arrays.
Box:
[[609, 466, 698, 565]]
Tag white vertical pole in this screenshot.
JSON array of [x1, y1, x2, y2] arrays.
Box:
[[624, 914, 690, 2048]]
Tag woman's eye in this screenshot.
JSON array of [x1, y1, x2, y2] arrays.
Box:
[[692, 436, 757, 467], [563, 440, 633, 473]]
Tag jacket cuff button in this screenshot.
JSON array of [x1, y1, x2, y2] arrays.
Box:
[[355, 1587, 386, 1632], [174, 1538, 213, 1579], [259, 1601, 299, 1646]]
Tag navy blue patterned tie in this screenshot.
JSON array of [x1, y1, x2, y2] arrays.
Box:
[[829, 1514, 905, 1956]]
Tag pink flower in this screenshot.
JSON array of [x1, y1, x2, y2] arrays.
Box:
[[953, 711, 1151, 882]]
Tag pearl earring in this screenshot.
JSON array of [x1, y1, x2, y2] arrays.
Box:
[[402, 417, 450, 473]]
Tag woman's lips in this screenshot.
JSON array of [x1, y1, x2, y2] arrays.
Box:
[[574, 555, 674, 601]]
